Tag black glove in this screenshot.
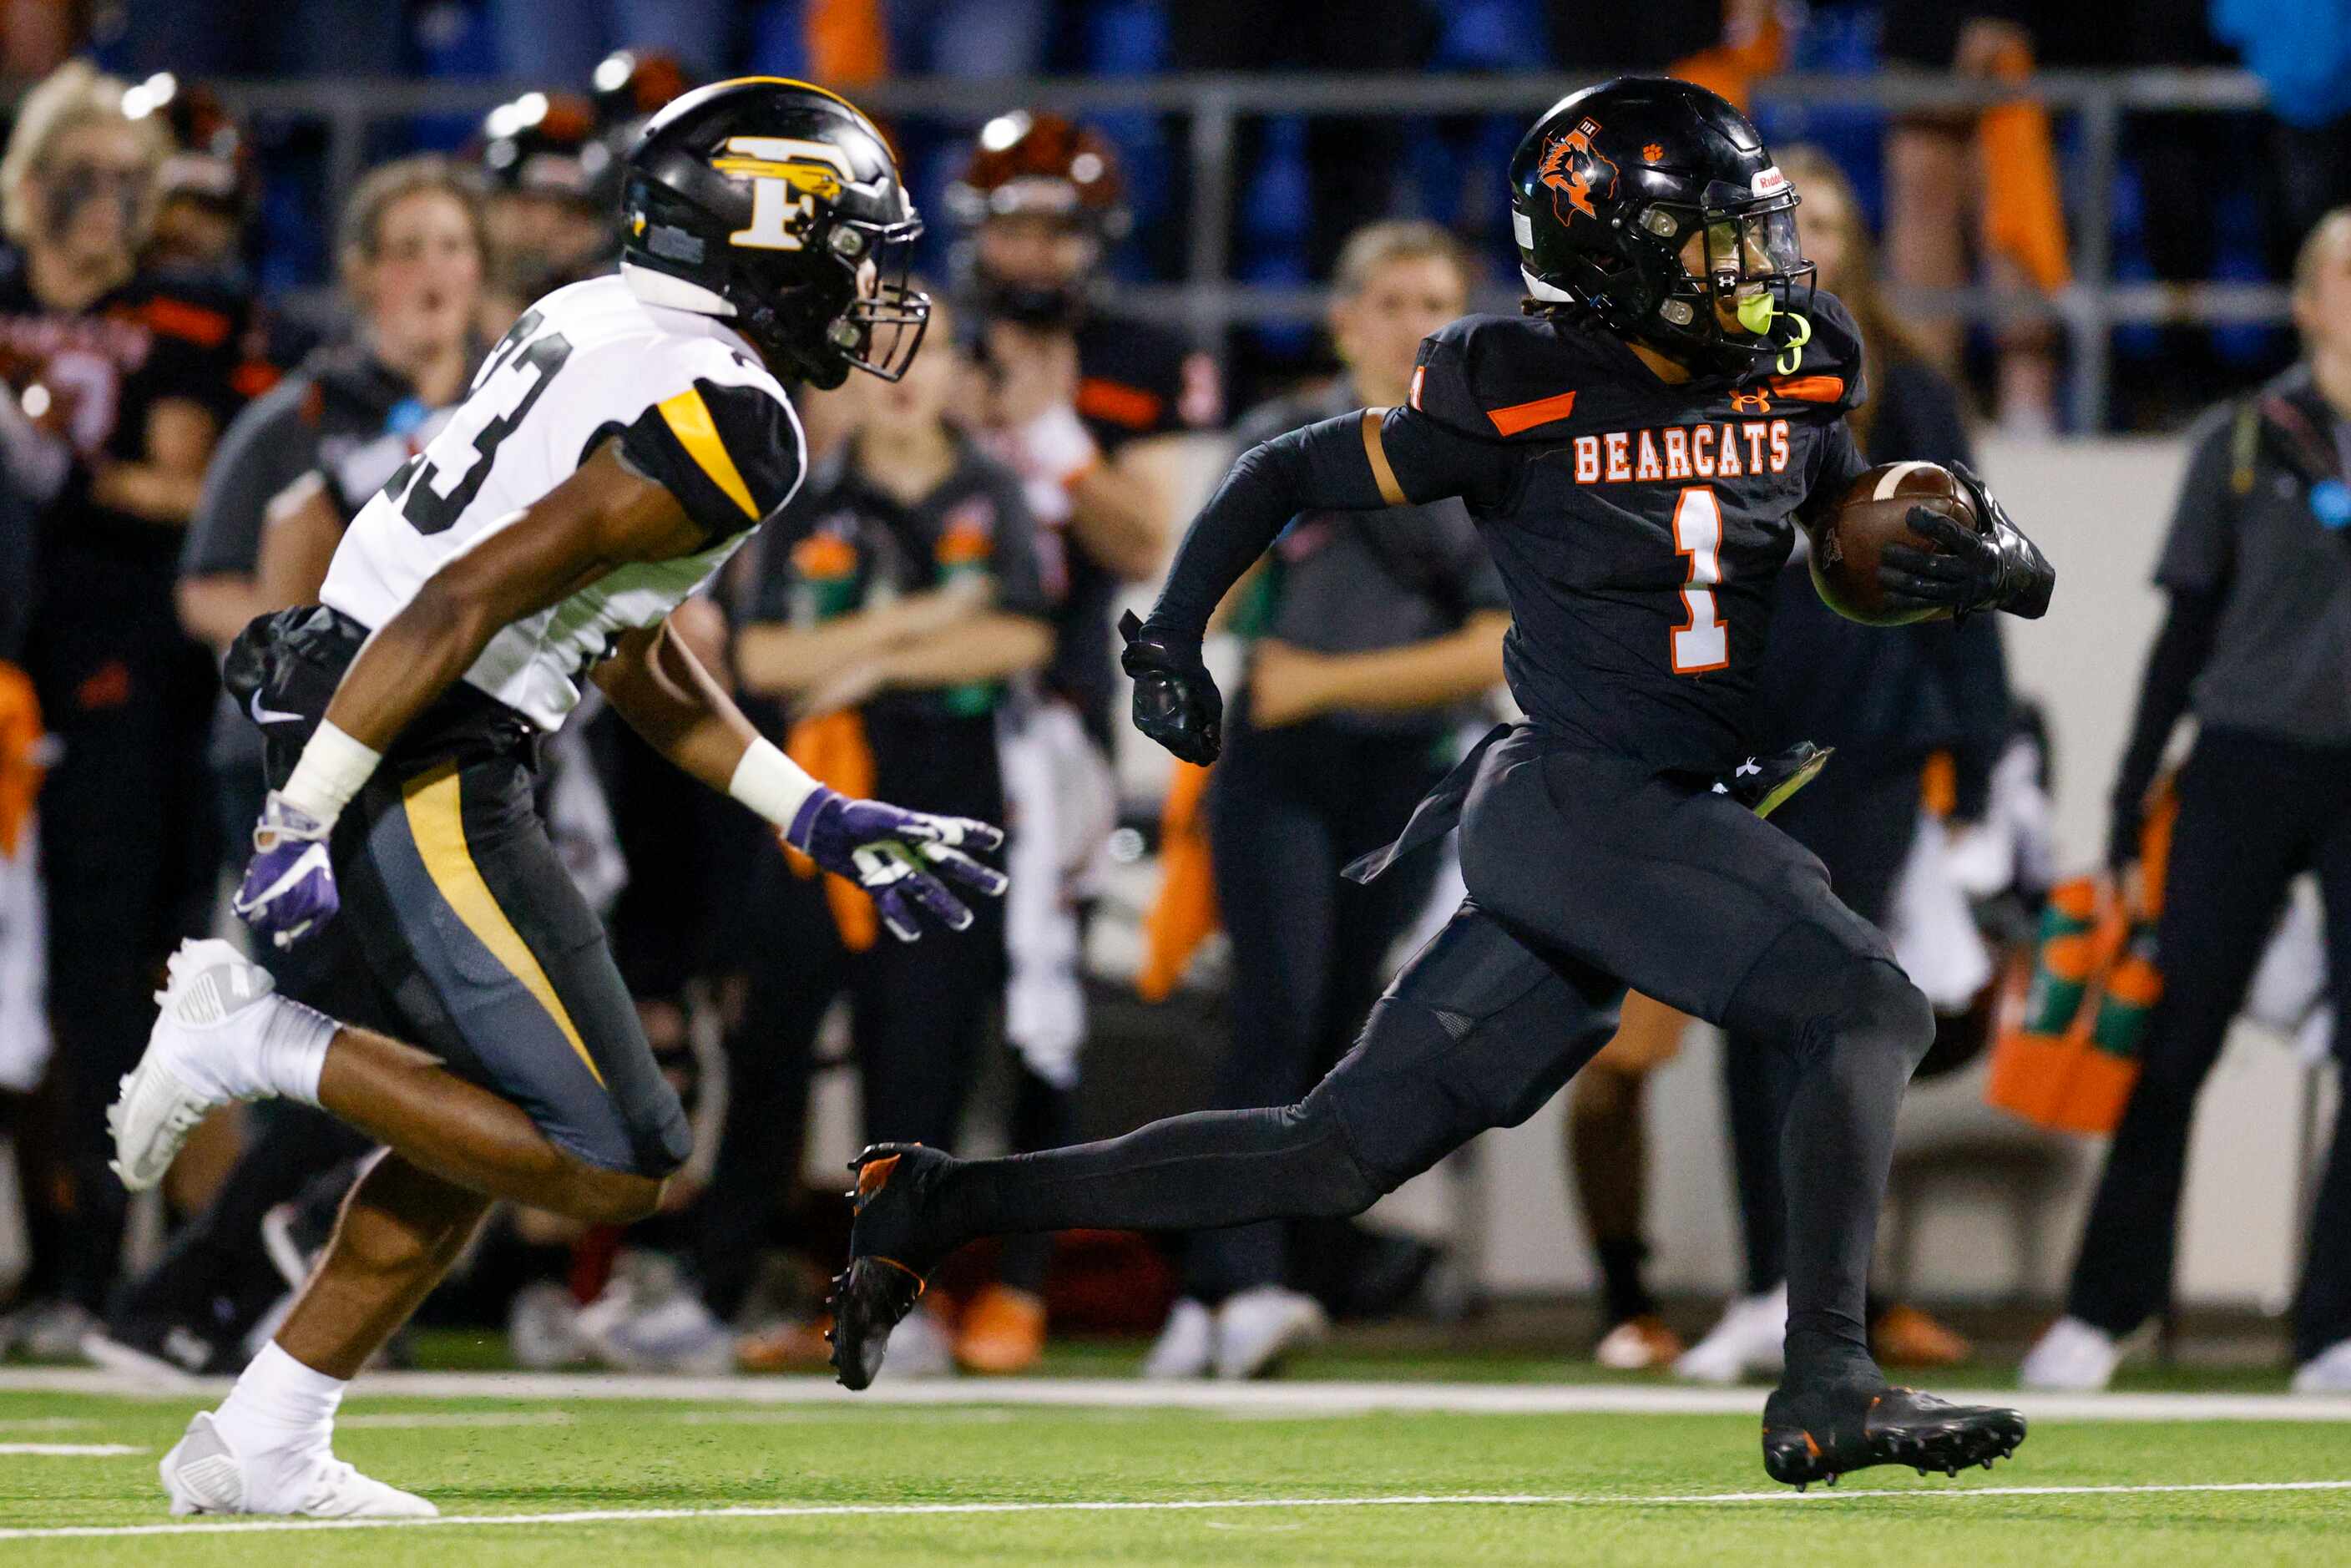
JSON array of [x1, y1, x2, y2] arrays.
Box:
[[1876, 460, 2055, 621], [1120, 610, 1222, 765]]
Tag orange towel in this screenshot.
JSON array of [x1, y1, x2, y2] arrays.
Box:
[[1984, 777, 2176, 1136], [1666, 10, 1788, 114], [1136, 761, 1218, 1002], [0, 661, 44, 859], [808, 0, 890, 86], [781, 707, 879, 952], [1977, 40, 2072, 294]]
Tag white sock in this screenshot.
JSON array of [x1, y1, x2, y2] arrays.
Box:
[[253, 997, 335, 1107], [212, 1341, 346, 1459]]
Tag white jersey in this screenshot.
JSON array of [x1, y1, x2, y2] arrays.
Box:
[[321, 275, 806, 731]]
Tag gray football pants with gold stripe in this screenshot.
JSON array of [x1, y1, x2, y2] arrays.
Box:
[[331, 755, 691, 1178]]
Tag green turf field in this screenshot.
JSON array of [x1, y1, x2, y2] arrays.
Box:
[[4, 1376, 2351, 1566]]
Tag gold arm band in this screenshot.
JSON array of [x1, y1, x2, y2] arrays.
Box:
[[1360, 407, 1407, 506]]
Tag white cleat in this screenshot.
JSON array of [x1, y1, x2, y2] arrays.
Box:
[[1141, 1297, 1216, 1381], [109, 939, 278, 1192], [1673, 1282, 1787, 1384], [2020, 1315, 2123, 1392], [2293, 1338, 2351, 1393], [1212, 1287, 1327, 1381], [159, 1412, 436, 1520]]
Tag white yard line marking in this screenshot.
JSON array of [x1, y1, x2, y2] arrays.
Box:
[[340, 1412, 576, 1429], [3, 1480, 2351, 1541], [6, 1367, 2351, 1424], [0, 1444, 142, 1457], [668, 1408, 1020, 1425], [0, 1418, 94, 1431]]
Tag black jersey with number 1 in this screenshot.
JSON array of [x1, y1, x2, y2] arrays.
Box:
[[1151, 291, 1868, 777]]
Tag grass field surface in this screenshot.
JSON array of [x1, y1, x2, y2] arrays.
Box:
[[3, 1361, 2350, 1565]]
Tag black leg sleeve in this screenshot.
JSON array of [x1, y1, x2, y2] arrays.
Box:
[[1723, 925, 1935, 1383], [1721, 1032, 1793, 1297], [927, 903, 1620, 1249]]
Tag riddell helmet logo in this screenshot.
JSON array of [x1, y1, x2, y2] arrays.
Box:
[[1539, 117, 1618, 222]]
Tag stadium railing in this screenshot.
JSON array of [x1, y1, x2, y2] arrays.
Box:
[[210, 68, 2274, 428]]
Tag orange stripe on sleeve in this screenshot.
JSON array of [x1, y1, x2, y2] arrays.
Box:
[[1766, 374, 1846, 403], [1485, 389, 1578, 437]]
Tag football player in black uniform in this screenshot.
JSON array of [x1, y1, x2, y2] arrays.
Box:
[[833, 78, 2055, 1488]]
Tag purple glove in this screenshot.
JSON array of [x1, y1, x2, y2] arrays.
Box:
[[230, 792, 340, 949], [785, 787, 1008, 942]]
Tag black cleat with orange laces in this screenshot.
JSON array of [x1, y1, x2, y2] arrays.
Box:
[[1761, 1380, 2026, 1490], [827, 1142, 955, 1390]]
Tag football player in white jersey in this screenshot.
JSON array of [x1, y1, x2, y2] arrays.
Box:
[[104, 79, 1007, 1520]]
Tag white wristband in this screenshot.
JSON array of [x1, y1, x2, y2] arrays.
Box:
[[729, 736, 823, 833], [279, 721, 382, 827]]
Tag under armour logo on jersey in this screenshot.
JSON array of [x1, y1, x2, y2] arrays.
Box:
[[1729, 389, 1772, 415], [1736, 757, 1761, 778]]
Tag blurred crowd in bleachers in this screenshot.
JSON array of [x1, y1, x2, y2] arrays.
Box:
[[0, 2, 2344, 430], [0, 1, 2348, 1388]]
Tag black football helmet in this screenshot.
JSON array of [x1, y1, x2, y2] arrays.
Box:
[[619, 77, 928, 388], [1509, 77, 1814, 372]]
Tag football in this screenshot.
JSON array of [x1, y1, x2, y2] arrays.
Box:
[[1809, 461, 1984, 625]]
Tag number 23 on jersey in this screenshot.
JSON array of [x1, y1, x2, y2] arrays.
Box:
[[1670, 485, 1728, 674]]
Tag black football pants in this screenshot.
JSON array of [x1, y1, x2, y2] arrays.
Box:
[[2065, 727, 2351, 1363], [928, 726, 1934, 1380]]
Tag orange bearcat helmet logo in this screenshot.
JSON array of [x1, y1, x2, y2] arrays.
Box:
[[1539, 118, 1618, 223]]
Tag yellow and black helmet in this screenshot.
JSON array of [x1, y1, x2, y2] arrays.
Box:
[[620, 77, 928, 387]]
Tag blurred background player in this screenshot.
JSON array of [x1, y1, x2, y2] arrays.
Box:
[[2025, 207, 2351, 1395], [90, 155, 488, 1378], [1143, 220, 1508, 1382], [726, 295, 1052, 1377], [948, 109, 1211, 746], [938, 110, 1212, 1370], [0, 61, 252, 1355], [472, 89, 614, 336]]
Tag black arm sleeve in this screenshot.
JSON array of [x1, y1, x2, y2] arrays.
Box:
[[1147, 407, 1496, 637], [2107, 588, 2222, 866], [1797, 417, 1870, 528]]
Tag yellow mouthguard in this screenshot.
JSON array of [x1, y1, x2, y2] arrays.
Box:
[[1737, 291, 1777, 335]]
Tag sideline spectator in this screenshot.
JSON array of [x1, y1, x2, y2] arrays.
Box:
[[1143, 222, 1508, 1382], [0, 61, 248, 1352], [1879, 3, 2065, 432], [943, 111, 1212, 1371], [2025, 208, 2351, 1394]]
